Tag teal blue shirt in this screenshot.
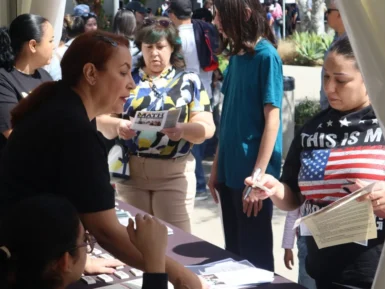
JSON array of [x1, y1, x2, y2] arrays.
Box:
[[217, 39, 283, 189]]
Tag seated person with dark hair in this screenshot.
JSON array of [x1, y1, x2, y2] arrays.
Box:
[[0, 195, 170, 289]]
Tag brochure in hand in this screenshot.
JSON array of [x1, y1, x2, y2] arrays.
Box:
[[294, 181, 378, 249], [131, 108, 181, 132]]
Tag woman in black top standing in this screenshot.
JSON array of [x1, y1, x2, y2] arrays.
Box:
[[0, 14, 54, 153], [0, 30, 205, 289]]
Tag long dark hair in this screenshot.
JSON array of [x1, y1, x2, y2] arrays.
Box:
[[11, 31, 129, 127], [0, 14, 49, 72], [0, 195, 80, 289], [135, 17, 185, 69], [214, 0, 276, 55], [112, 9, 136, 40]]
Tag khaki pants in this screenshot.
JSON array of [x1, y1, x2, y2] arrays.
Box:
[[116, 153, 196, 233]]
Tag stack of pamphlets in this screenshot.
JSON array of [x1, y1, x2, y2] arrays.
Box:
[[94, 258, 273, 289], [186, 258, 274, 288]]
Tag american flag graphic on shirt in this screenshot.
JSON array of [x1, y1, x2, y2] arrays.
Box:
[[299, 145, 385, 201]]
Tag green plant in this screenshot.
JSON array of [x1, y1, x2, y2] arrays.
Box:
[[286, 32, 334, 66], [218, 54, 229, 74], [295, 99, 321, 127], [295, 41, 325, 66]]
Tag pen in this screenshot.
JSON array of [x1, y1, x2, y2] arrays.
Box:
[[243, 168, 261, 200]]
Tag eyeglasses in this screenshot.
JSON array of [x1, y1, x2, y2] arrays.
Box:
[[72, 232, 96, 254], [326, 8, 339, 14], [143, 18, 172, 28], [93, 34, 118, 47]]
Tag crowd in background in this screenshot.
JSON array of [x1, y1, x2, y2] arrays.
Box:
[[0, 1, 385, 289]]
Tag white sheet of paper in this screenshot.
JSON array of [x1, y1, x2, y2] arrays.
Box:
[[294, 182, 378, 249], [300, 222, 312, 236], [123, 278, 174, 289], [186, 259, 274, 288]]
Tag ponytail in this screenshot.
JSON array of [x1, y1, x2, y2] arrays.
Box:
[[0, 27, 15, 72], [11, 81, 59, 128], [0, 14, 49, 72], [64, 14, 85, 39]]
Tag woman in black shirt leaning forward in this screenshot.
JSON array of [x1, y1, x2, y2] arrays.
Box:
[[0, 195, 170, 289], [0, 30, 205, 289], [0, 14, 54, 153]]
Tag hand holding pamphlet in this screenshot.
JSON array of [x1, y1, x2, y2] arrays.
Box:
[[294, 182, 379, 249], [131, 108, 182, 132]]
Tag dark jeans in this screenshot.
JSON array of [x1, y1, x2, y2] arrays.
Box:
[[191, 142, 207, 193], [217, 183, 274, 271]]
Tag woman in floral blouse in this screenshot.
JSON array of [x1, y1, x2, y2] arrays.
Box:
[[98, 17, 215, 233]]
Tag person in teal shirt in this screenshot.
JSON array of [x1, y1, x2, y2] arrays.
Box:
[[209, 0, 283, 272]]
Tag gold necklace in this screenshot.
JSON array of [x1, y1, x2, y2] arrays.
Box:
[[13, 66, 33, 75]]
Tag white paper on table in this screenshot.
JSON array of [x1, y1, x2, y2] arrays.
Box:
[[186, 258, 237, 274], [123, 278, 174, 289], [186, 259, 274, 287], [200, 267, 274, 288]]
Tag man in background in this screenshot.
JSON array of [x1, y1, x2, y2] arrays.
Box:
[[126, 0, 147, 25], [320, 0, 346, 110], [168, 0, 217, 200]]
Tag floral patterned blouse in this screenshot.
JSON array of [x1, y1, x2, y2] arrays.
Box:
[[123, 66, 211, 158]]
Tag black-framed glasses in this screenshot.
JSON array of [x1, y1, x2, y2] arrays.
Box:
[[143, 18, 172, 28], [326, 8, 339, 14], [72, 232, 96, 254], [93, 34, 118, 47]]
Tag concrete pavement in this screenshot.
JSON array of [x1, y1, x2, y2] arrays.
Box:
[[190, 159, 299, 283]]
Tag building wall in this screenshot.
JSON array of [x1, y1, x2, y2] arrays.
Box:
[[0, 0, 66, 47]]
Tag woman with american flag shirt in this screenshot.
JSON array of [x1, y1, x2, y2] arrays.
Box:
[[245, 36, 385, 289]]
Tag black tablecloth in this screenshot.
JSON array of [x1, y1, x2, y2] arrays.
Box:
[[69, 200, 305, 289]]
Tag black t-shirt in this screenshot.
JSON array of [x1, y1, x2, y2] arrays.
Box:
[[281, 106, 385, 288], [0, 67, 52, 152], [0, 82, 115, 215]]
